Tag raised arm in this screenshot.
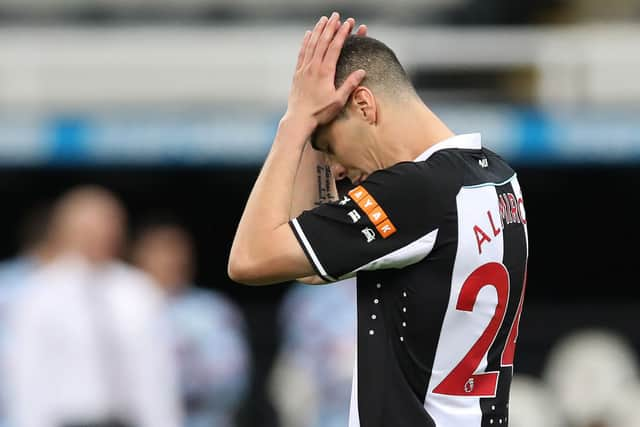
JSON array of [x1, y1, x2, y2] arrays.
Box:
[[291, 24, 367, 286], [290, 145, 337, 285], [290, 24, 368, 220], [290, 143, 337, 219], [228, 13, 366, 286]]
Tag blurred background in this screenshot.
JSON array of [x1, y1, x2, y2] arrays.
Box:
[[0, 0, 639, 426]]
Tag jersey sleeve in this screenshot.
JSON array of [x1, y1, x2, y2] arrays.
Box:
[[289, 154, 461, 282]]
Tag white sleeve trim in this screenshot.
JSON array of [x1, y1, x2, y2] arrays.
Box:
[[290, 218, 336, 282], [339, 229, 439, 280]]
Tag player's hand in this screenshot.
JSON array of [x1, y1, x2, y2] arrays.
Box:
[[285, 12, 366, 128]]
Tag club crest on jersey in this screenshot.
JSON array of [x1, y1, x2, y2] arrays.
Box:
[[361, 227, 376, 243]]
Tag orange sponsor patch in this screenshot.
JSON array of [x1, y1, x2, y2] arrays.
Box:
[[348, 186, 368, 202], [376, 219, 397, 239], [368, 205, 388, 226], [359, 195, 378, 213], [348, 185, 398, 238]]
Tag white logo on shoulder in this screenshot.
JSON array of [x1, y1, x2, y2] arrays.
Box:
[[348, 209, 361, 223], [339, 196, 350, 206], [478, 158, 488, 168], [361, 227, 376, 243]]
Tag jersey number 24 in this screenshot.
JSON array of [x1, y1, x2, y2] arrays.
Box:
[[433, 262, 526, 397]]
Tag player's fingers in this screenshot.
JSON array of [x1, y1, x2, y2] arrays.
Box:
[[303, 16, 329, 66], [323, 18, 355, 73], [336, 69, 366, 105], [312, 11, 341, 66], [344, 17, 356, 36], [356, 24, 368, 37], [296, 31, 312, 71]]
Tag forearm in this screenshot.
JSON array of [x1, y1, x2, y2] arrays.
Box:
[[228, 13, 365, 285], [230, 115, 314, 268], [290, 142, 338, 219]]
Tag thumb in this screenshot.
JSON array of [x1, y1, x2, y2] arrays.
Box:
[[337, 69, 366, 104]]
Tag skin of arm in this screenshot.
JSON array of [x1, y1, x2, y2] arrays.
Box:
[[228, 116, 317, 286], [291, 144, 336, 285], [228, 13, 366, 286], [291, 24, 368, 286], [290, 142, 338, 219]]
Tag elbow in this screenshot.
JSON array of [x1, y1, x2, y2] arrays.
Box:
[[227, 240, 257, 285], [297, 275, 327, 285], [227, 256, 252, 285], [228, 239, 294, 286], [227, 254, 265, 286]]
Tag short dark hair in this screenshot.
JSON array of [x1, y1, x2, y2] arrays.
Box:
[[334, 35, 415, 98]]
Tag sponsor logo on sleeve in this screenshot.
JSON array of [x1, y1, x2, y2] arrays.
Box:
[[360, 195, 377, 213], [348, 186, 368, 202], [368, 205, 388, 225], [348, 185, 397, 239], [377, 219, 397, 239]]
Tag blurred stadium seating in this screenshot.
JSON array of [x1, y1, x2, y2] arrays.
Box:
[[0, 24, 639, 165]]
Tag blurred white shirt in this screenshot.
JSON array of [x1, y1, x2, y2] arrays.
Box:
[[3, 255, 182, 427]]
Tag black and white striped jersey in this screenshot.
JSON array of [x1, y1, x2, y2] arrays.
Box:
[[290, 133, 528, 427]]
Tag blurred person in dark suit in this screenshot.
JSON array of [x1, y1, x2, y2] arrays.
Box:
[[131, 222, 250, 427], [3, 186, 182, 427]]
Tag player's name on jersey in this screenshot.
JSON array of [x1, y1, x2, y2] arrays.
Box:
[[474, 191, 526, 255]]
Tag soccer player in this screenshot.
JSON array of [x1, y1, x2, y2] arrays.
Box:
[[229, 13, 529, 427]]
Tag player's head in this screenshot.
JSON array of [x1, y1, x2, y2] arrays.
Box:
[[311, 35, 418, 184], [334, 35, 415, 103]]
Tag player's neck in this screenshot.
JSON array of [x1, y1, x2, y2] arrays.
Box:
[[379, 99, 455, 166]]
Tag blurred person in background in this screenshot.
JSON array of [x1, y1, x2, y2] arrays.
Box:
[[3, 185, 182, 427], [131, 222, 250, 427], [543, 329, 640, 427], [270, 278, 356, 427], [507, 375, 564, 427], [229, 14, 529, 427], [0, 204, 53, 427]]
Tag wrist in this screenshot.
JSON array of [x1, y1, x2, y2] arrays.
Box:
[[279, 111, 317, 138]]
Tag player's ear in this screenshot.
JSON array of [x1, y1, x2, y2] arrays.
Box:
[[350, 87, 377, 125]]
